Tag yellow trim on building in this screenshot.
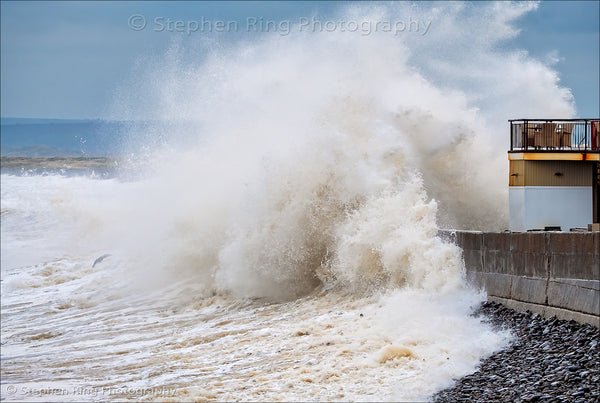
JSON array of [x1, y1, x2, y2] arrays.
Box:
[[508, 152, 600, 161]]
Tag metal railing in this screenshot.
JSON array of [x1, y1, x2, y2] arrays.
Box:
[[509, 119, 600, 152]]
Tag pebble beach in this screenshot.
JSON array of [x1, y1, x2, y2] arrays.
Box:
[[433, 302, 600, 402]]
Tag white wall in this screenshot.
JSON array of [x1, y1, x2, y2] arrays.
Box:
[[509, 186, 593, 231]]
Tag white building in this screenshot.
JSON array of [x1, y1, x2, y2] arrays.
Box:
[[508, 119, 599, 231]]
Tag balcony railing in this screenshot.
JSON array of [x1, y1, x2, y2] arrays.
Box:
[[509, 119, 600, 152]]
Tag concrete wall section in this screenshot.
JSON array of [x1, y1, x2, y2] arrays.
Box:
[[547, 278, 600, 316], [549, 233, 600, 279], [440, 230, 600, 326]]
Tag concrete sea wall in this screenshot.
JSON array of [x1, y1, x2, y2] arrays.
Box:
[[440, 230, 600, 326]]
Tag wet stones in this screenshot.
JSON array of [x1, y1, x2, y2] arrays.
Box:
[[432, 302, 600, 402]]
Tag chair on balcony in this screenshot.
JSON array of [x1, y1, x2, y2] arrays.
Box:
[[525, 124, 538, 149], [535, 123, 558, 149], [558, 123, 573, 148]]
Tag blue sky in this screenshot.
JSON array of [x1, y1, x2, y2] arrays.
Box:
[[1, 1, 598, 119]]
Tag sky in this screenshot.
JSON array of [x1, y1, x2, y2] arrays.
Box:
[[1, 1, 598, 120]]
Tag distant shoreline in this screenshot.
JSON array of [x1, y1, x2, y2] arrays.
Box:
[[0, 156, 120, 172]]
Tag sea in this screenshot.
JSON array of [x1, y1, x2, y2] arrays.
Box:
[[1, 3, 576, 401]]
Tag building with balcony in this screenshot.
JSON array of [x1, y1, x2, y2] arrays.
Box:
[[508, 119, 600, 231]]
